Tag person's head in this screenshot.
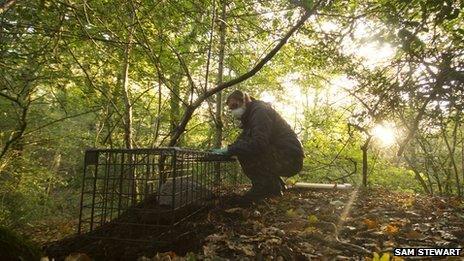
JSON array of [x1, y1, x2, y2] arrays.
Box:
[[226, 90, 252, 119]]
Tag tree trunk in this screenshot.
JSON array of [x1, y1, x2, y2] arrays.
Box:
[[152, 73, 162, 146], [418, 137, 443, 195], [0, 97, 30, 161], [424, 159, 434, 195], [169, 74, 182, 143], [122, 3, 137, 205], [214, 0, 226, 148], [361, 136, 371, 188], [461, 129, 464, 197], [441, 113, 461, 197], [404, 153, 431, 194], [122, 31, 133, 149]]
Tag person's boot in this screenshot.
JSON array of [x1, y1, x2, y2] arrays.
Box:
[[241, 175, 277, 202], [266, 176, 283, 197], [242, 182, 269, 201], [278, 177, 287, 191]]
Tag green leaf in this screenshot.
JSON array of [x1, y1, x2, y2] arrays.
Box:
[[303, 0, 314, 10], [307, 214, 318, 224], [380, 253, 390, 261], [286, 209, 299, 218]]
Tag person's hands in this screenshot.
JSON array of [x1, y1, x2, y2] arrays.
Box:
[[211, 148, 228, 155]]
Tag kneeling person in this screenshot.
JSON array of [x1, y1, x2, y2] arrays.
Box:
[[214, 90, 304, 201]]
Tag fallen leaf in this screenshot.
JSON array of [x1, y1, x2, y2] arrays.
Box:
[[295, 207, 306, 215], [226, 241, 255, 256], [383, 240, 395, 247], [251, 210, 261, 218], [240, 244, 255, 256], [249, 220, 264, 231], [371, 252, 390, 261], [404, 230, 422, 239], [206, 233, 227, 242], [330, 200, 344, 208], [280, 219, 307, 231], [265, 237, 282, 245], [225, 207, 243, 214], [383, 224, 399, 235], [380, 253, 390, 261], [261, 226, 285, 237], [286, 209, 299, 218], [307, 214, 318, 224], [303, 226, 317, 235], [64, 253, 91, 261], [455, 212, 464, 220], [438, 230, 458, 241], [345, 226, 357, 231], [203, 244, 217, 256], [363, 218, 379, 229], [401, 197, 414, 208], [268, 198, 279, 204]]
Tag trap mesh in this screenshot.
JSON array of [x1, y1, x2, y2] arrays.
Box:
[[78, 147, 245, 242]]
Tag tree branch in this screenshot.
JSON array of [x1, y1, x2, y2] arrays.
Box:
[[0, 0, 18, 14], [168, 9, 315, 146], [23, 108, 102, 136]]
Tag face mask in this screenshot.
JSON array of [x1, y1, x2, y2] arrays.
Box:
[[231, 107, 246, 119]]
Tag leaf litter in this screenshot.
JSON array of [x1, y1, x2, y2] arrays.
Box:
[[44, 187, 464, 260]]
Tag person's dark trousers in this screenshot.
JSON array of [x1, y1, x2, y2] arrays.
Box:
[[237, 146, 303, 197]]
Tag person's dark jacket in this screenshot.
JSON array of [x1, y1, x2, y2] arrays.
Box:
[[227, 98, 304, 158]]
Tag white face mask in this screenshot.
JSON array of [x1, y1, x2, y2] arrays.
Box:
[[231, 107, 246, 119]]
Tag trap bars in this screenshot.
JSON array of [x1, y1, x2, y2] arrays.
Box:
[[78, 147, 243, 242]]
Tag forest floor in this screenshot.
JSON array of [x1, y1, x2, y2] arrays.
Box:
[[43, 187, 464, 260]]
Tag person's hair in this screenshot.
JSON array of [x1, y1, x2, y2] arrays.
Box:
[[226, 90, 252, 105]]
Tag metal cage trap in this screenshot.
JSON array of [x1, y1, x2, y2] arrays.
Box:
[[77, 147, 245, 243]]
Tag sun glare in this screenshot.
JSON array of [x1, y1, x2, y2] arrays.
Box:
[[339, 19, 396, 69], [260, 91, 276, 103], [372, 124, 396, 147], [356, 43, 395, 68]]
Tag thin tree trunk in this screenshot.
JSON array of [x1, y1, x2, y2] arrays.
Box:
[[152, 73, 162, 146], [441, 113, 461, 196], [123, 2, 136, 205], [0, 98, 30, 161], [397, 60, 448, 157], [461, 128, 464, 196], [404, 153, 431, 194], [169, 74, 182, 143], [418, 137, 443, 195], [122, 33, 133, 149], [214, 0, 226, 148], [451, 113, 461, 197], [361, 136, 371, 188], [424, 159, 434, 195]]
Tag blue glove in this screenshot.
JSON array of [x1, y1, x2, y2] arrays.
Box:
[[211, 148, 228, 155]]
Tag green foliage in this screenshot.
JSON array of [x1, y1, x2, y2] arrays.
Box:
[[369, 160, 422, 193], [0, 155, 65, 226], [0, 226, 42, 260]]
